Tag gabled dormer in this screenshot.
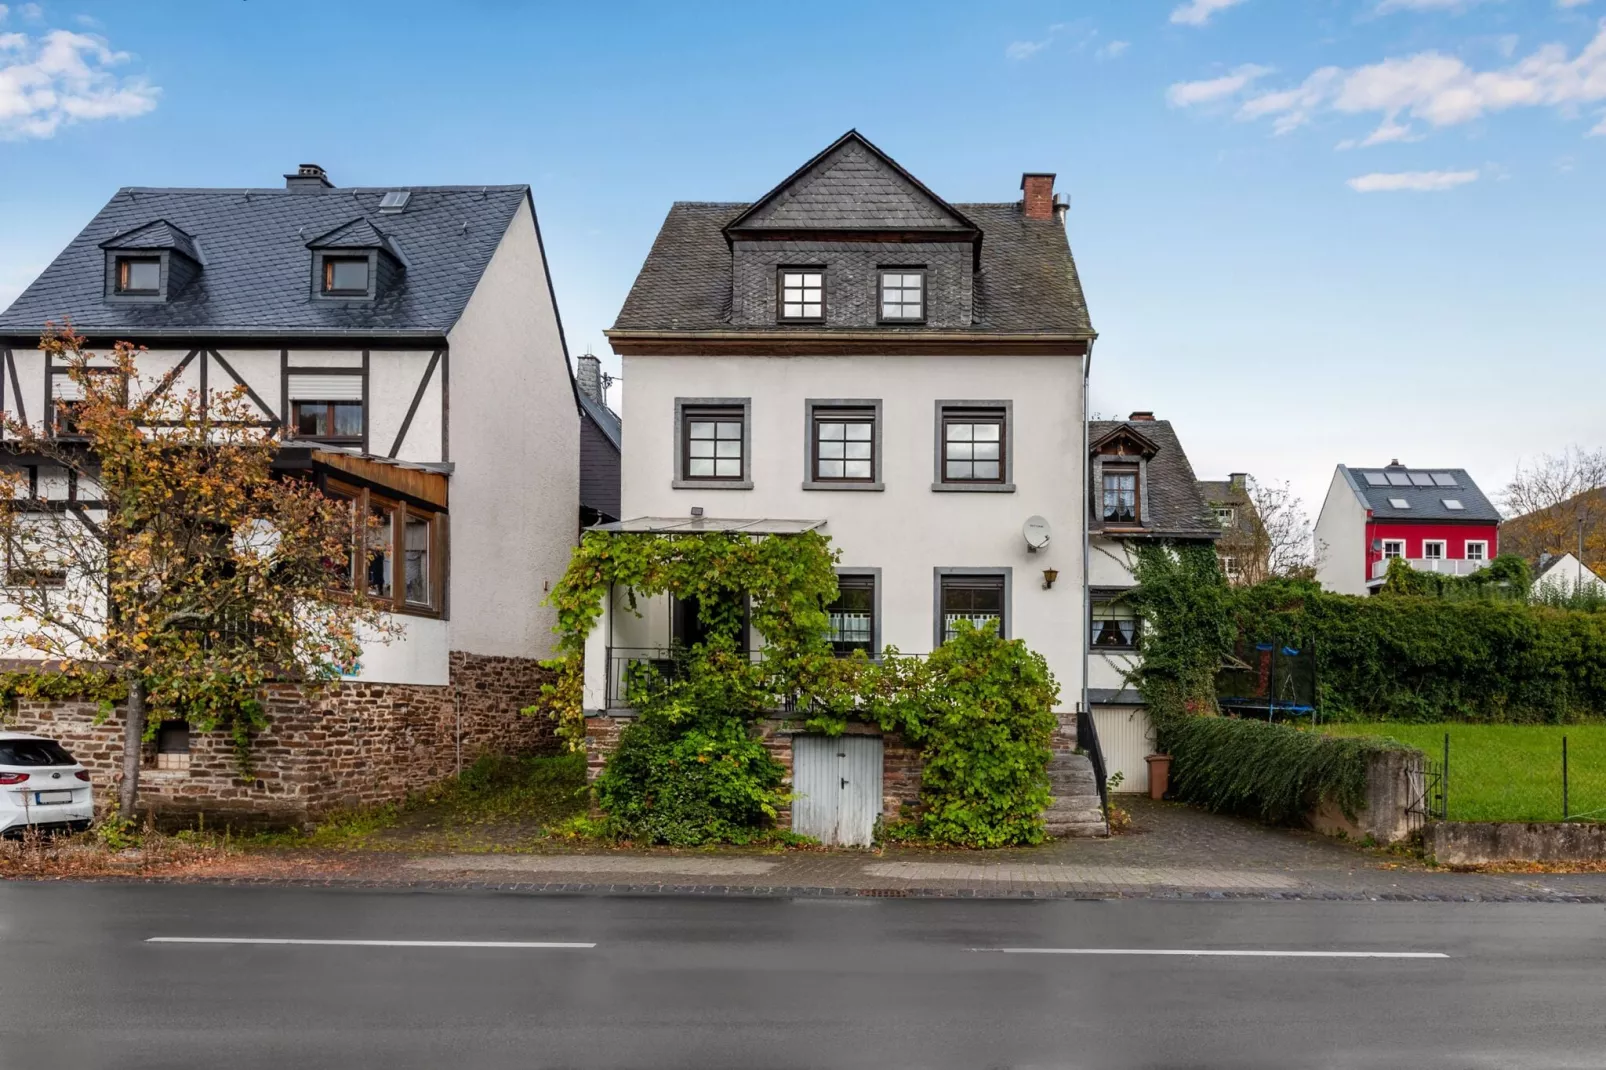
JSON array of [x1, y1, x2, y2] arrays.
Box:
[[1090, 417, 1161, 531], [721, 130, 982, 330], [100, 219, 202, 304], [305, 217, 406, 303]]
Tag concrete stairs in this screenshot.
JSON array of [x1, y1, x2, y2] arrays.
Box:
[[1044, 751, 1107, 838]]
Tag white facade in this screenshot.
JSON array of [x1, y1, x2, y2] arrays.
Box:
[[1534, 553, 1606, 597], [0, 196, 576, 685], [1314, 466, 1370, 596], [592, 352, 1088, 713]]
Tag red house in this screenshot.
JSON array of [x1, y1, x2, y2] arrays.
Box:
[[1314, 461, 1501, 595]]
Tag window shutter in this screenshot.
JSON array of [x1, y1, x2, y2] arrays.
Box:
[[288, 374, 362, 401], [52, 376, 84, 402]]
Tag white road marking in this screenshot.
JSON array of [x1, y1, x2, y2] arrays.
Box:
[[147, 937, 595, 949], [973, 948, 1448, 958]]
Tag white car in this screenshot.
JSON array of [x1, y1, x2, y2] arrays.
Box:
[[0, 732, 94, 837]]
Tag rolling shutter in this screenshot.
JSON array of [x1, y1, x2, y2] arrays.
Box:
[[287, 374, 362, 401], [52, 376, 84, 402]]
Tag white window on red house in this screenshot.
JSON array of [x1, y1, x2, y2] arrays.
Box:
[[1423, 541, 1446, 560], [1466, 541, 1488, 561], [1382, 540, 1405, 559]]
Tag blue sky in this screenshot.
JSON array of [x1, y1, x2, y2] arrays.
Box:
[[2, 0, 1603, 521]]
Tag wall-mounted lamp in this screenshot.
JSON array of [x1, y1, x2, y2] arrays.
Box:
[[1041, 568, 1059, 590]]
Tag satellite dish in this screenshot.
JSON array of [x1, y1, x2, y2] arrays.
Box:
[[1023, 515, 1052, 553]]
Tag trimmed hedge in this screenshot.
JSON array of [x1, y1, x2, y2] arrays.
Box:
[[1159, 714, 1416, 823], [1233, 580, 1606, 723]]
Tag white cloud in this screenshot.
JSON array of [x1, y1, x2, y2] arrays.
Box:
[[1098, 40, 1130, 60], [1005, 38, 1050, 61], [1177, 22, 1606, 143], [1167, 64, 1273, 107], [1171, 0, 1249, 27], [0, 28, 159, 139], [1347, 168, 1480, 191]]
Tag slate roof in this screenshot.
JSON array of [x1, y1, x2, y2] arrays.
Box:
[[100, 219, 202, 263], [613, 201, 1092, 336], [727, 135, 974, 232], [1089, 419, 1220, 539], [0, 184, 530, 339], [306, 216, 400, 256], [577, 390, 621, 451], [1338, 465, 1501, 523]]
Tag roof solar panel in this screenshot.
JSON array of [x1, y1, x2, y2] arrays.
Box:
[[1364, 472, 1388, 486], [1443, 499, 1464, 510], [1389, 498, 1410, 508], [1387, 472, 1411, 486], [1432, 472, 1457, 486], [1410, 472, 1434, 486]]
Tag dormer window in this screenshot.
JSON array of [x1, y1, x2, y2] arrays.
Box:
[[1102, 465, 1139, 525], [778, 269, 824, 321], [879, 269, 925, 322], [323, 257, 370, 295], [115, 257, 161, 295]]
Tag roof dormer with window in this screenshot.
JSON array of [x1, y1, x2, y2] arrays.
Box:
[[100, 220, 203, 304], [305, 217, 406, 303], [1090, 422, 1160, 532]]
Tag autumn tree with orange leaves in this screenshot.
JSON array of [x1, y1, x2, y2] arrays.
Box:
[[0, 328, 391, 816]]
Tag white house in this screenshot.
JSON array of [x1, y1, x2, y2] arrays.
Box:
[[1085, 413, 1221, 795], [1533, 552, 1606, 598], [587, 131, 1104, 840], [0, 163, 580, 823]]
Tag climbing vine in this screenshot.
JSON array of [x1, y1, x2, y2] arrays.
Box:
[[535, 531, 1061, 846]]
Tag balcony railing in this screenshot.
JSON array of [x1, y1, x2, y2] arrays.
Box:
[[1371, 557, 1489, 581]]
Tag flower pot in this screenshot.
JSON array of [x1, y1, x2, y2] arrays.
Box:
[[1145, 753, 1172, 800]]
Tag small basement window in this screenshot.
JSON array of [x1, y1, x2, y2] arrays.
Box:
[[155, 720, 190, 771], [323, 257, 371, 295], [115, 256, 161, 294]]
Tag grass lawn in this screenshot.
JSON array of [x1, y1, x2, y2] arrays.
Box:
[[1321, 723, 1606, 823]]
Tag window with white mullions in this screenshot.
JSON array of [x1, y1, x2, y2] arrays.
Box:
[[813, 413, 874, 481], [879, 269, 925, 321], [1091, 595, 1141, 650], [828, 574, 876, 656], [1102, 466, 1139, 524], [778, 269, 824, 320], [684, 410, 745, 480], [943, 415, 1004, 483]]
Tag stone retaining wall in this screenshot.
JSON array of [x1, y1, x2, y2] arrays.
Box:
[[5, 652, 557, 829], [1308, 746, 1425, 845], [1423, 821, 1606, 865]]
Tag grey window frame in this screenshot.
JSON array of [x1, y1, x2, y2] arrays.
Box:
[[803, 398, 883, 491], [311, 249, 379, 302], [933, 567, 1011, 648], [673, 397, 753, 490], [105, 250, 172, 303], [877, 267, 927, 323], [1090, 588, 1142, 651], [776, 266, 826, 322], [829, 567, 881, 657], [932, 400, 1014, 493]]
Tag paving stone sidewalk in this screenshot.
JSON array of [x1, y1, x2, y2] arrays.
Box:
[[221, 798, 1606, 903]]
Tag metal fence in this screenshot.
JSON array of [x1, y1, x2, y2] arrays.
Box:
[[1414, 730, 1606, 824]]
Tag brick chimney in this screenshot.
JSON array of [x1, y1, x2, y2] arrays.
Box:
[[1021, 173, 1056, 220], [1128, 410, 1155, 422], [575, 351, 603, 404], [285, 163, 333, 192]]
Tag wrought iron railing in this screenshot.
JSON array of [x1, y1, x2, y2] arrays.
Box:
[[1076, 703, 1110, 817]]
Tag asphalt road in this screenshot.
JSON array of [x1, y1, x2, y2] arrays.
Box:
[[1, 883, 1602, 1069]]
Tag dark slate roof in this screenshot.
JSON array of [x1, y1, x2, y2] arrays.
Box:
[[307, 216, 398, 255], [100, 219, 201, 263], [1090, 419, 1220, 538], [577, 390, 621, 451], [0, 184, 530, 338], [1196, 479, 1249, 505], [727, 134, 973, 232], [613, 201, 1091, 335], [1339, 465, 1502, 523]]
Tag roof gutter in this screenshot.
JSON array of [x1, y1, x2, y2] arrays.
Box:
[[606, 328, 1095, 344]]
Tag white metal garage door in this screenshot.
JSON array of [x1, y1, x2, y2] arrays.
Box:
[[791, 735, 883, 846], [1091, 706, 1154, 795]]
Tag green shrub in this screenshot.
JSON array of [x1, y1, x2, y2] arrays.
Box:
[[1160, 715, 1413, 822]]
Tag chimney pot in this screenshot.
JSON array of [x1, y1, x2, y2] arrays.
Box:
[[285, 163, 333, 192], [576, 351, 604, 405], [1128, 410, 1155, 422], [1021, 172, 1056, 221]]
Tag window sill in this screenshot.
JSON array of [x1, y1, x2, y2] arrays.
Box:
[[803, 481, 884, 492], [672, 479, 753, 491], [931, 482, 1016, 494], [1090, 646, 1139, 655]]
